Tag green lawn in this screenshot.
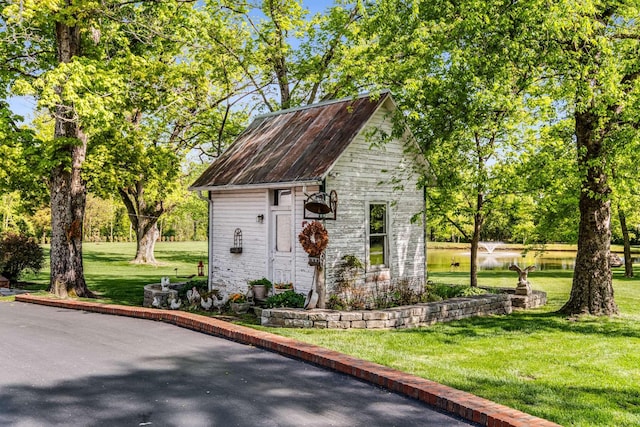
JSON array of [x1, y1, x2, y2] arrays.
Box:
[[6, 241, 640, 426], [11, 241, 209, 305]]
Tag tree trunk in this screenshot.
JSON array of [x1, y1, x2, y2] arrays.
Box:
[[134, 222, 159, 264], [469, 194, 484, 288], [48, 17, 94, 298], [560, 111, 618, 316], [618, 208, 633, 278], [118, 183, 163, 264]]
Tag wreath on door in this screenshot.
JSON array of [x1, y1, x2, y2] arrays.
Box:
[[298, 221, 329, 257]]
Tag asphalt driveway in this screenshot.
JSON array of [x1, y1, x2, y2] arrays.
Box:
[[0, 302, 474, 426]]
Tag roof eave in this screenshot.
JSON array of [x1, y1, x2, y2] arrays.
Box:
[[188, 178, 324, 193]]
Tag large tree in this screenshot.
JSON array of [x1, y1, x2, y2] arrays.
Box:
[[357, 0, 547, 287], [2, 0, 99, 296], [214, 0, 362, 111], [85, 4, 248, 263], [359, 0, 639, 314], [544, 1, 640, 315], [1, 0, 205, 296]]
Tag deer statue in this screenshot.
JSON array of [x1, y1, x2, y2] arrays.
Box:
[[508, 264, 536, 296]]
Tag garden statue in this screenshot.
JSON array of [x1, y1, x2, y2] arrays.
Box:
[[509, 264, 536, 296]]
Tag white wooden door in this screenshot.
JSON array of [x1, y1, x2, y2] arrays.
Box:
[[270, 209, 293, 285]]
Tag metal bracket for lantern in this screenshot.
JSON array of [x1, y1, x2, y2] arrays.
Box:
[[230, 228, 243, 253], [303, 190, 337, 220]]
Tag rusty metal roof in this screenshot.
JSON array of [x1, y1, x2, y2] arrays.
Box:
[[190, 92, 390, 190]]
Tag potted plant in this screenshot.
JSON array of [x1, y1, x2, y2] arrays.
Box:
[[248, 278, 272, 301], [273, 282, 294, 295], [229, 293, 250, 314]]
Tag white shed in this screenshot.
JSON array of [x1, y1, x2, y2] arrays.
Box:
[[189, 91, 426, 298]]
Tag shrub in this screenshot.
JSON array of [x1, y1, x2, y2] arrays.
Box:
[[372, 278, 428, 308], [335, 254, 364, 292], [458, 286, 490, 297], [326, 294, 345, 310], [263, 290, 305, 308], [186, 279, 208, 289], [427, 282, 489, 299], [0, 233, 44, 282]]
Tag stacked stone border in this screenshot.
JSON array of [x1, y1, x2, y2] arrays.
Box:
[[15, 294, 558, 427], [262, 290, 547, 329]]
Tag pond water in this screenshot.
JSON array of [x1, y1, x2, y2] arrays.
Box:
[[428, 247, 575, 272]]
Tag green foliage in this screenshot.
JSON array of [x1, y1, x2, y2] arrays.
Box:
[[352, 0, 551, 286], [371, 279, 430, 308], [160, 163, 209, 241], [248, 277, 273, 290], [186, 279, 209, 289], [427, 282, 490, 300], [263, 290, 305, 309], [0, 232, 44, 282], [211, 0, 362, 111], [335, 254, 364, 292], [177, 279, 209, 302]]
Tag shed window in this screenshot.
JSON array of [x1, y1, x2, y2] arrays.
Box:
[[273, 189, 292, 206], [368, 203, 388, 268]]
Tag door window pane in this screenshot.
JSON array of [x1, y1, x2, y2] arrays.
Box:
[[276, 214, 291, 252]]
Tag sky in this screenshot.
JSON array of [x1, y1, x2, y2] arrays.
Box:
[[5, 0, 340, 122]]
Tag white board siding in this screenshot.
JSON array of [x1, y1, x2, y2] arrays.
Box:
[[324, 102, 425, 292], [209, 189, 268, 293]]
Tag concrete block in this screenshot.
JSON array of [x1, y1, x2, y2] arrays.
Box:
[[363, 311, 389, 320], [340, 312, 363, 321], [308, 311, 341, 321], [328, 320, 352, 329]]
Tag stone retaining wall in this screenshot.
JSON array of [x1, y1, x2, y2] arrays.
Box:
[[262, 290, 546, 329], [264, 293, 502, 329]]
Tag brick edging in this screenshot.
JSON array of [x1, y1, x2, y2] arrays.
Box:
[[15, 294, 561, 427]]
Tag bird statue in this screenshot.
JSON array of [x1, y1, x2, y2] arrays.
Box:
[[508, 264, 536, 296], [152, 296, 162, 308], [212, 293, 226, 313], [187, 286, 201, 305], [200, 296, 213, 311], [169, 296, 182, 310]]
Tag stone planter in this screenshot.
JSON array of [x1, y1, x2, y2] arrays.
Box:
[[143, 283, 182, 308], [230, 302, 251, 314]]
